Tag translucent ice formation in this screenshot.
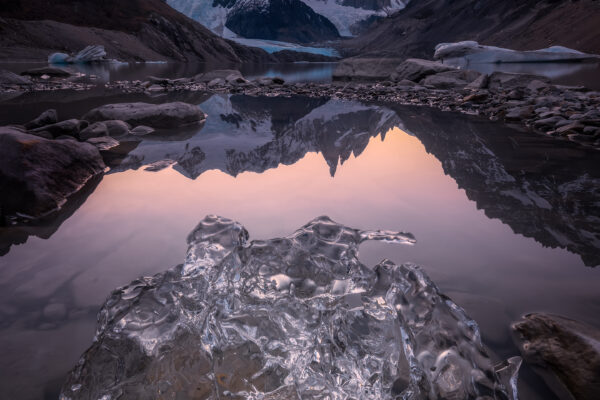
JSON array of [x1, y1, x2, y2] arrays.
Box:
[[60, 216, 519, 400], [49, 45, 108, 64]]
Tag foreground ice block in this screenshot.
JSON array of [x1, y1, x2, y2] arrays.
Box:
[[60, 216, 519, 399]]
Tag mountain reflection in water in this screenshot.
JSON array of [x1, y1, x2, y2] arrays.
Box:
[[2, 94, 598, 267], [0, 93, 599, 399]]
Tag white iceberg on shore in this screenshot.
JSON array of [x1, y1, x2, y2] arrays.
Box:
[[434, 41, 599, 65]]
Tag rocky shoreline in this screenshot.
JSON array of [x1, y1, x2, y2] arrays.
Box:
[[2, 61, 599, 149]]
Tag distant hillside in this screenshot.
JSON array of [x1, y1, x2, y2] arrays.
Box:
[[340, 0, 600, 58], [0, 0, 275, 62]]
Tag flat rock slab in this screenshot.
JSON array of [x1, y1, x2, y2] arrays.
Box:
[[0, 127, 105, 218], [83, 102, 206, 129], [333, 58, 405, 81]]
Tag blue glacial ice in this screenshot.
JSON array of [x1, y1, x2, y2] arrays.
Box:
[[60, 216, 520, 399]]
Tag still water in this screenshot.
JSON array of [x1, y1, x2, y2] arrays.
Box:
[[0, 91, 598, 399]]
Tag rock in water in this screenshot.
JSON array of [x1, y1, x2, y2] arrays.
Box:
[[512, 313, 600, 400], [61, 216, 519, 400], [0, 127, 105, 218], [83, 102, 206, 129]]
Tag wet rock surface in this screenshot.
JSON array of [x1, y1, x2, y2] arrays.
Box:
[[0, 127, 105, 219], [512, 313, 600, 400]]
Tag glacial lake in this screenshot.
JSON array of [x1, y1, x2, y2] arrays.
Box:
[[0, 89, 599, 399]]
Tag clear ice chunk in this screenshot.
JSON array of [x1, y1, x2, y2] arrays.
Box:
[[60, 216, 519, 400]]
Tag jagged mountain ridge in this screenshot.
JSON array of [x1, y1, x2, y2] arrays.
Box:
[[167, 0, 408, 41], [341, 0, 600, 58], [112, 95, 399, 179]]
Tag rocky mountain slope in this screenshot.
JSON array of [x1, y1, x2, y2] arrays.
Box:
[[0, 0, 283, 62], [341, 0, 600, 58]]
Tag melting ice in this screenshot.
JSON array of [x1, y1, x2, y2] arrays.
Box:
[[60, 216, 519, 399]]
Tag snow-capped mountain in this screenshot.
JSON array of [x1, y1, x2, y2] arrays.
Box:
[[167, 0, 409, 42]]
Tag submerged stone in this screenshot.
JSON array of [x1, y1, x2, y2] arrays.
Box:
[[61, 216, 519, 400]]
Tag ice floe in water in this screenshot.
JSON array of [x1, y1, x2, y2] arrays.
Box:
[[60, 216, 519, 399]]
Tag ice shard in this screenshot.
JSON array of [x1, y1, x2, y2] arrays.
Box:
[[60, 216, 519, 399]]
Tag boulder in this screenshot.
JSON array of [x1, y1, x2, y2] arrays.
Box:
[[83, 102, 206, 129], [392, 58, 456, 82], [31, 119, 87, 138], [466, 74, 489, 90], [512, 313, 600, 400], [24, 109, 58, 130], [0, 69, 32, 85], [488, 72, 551, 91], [20, 67, 74, 77], [421, 70, 482, 89], [0, 127, 105, 218], [103, 120, 131, 137], [79, 122, 109, 140], [333, 58, 404, 81]]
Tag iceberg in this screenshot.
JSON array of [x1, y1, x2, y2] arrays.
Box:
[[60, 215, 519, 400], [434, 41, 599, 65], [48, 45, 108, 64]]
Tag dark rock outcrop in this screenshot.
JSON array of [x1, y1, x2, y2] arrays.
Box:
[[0, 127, 105, 219], [512, 313, 600, 400]]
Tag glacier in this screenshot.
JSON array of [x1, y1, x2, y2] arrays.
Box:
[[60, 215, 520, 400], [167, 0, 409, 39]]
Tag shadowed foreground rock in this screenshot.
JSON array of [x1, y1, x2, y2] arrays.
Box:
[[0, 127, 105, 219], [512, 313, 600, 400]]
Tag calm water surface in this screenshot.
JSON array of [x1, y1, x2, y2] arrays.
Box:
[[0, 90, 598, 399]]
